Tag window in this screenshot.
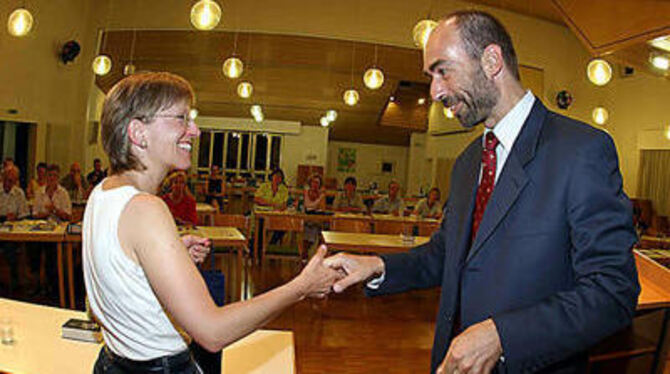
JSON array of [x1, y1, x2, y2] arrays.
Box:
[[197, 129, 282, 182]]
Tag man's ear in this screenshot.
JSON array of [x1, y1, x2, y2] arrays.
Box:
[[127, 118, 148, 149], [480, 44, 504, 79]]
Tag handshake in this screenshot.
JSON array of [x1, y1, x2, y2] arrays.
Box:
[[293, 245, 385, 299]]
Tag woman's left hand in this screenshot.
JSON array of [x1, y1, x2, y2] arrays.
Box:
[[181, 234, 212, 264]]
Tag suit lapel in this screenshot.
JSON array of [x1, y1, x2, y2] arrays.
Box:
[[466, 98, 548, 262]]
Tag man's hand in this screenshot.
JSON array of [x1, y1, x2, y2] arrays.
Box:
[[181, 234, 211, 264], [294, 245, 343, 299], [323, 252, 385, 293], [437, 319, 502, 374]]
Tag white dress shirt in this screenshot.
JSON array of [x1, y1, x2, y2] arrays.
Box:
[[33, 185, 72, 221], [0, 186, 30, 219]]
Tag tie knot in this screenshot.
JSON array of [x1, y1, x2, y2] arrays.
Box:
[[485, 132, 499, 151]]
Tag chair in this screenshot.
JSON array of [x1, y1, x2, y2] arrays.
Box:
[[374, 220, 411, 235], [213, 213, 250, 238], [262, 215, 305, 261], [416, 221, 441, 237], [331, 216, 371, 233]]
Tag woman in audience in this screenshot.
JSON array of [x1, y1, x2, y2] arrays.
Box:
[[303, 173, 326, 211], [162, 170, 198, 226], [333, 176, 365, 213], [254, 168, 288, 210], [412, 187, 442, 220], [83, 72, 339, 373], [205, 164, 225, 212], [26, 162, 47, 201]]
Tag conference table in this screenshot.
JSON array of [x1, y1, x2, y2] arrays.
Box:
[[0, 221, 69, 308], [0, 298, 295, 374], [321, 231, 430, 254]]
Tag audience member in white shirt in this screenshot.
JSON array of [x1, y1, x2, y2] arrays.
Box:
[[32, 164, 72, 222], [0, 165, 28, 293]]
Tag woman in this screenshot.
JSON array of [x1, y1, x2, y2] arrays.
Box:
[[333, 176, 365, 213], [253, 168, 288, 210], [303, 174, 326, 211], [83, 72, 339, 373], [412, 187, 442, 220], [162, 171, 198, 226], [204, 164, 225, 212], [26, 162, 47, 201]]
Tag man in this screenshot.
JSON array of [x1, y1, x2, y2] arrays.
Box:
[[86, 158, 107, 188], [324, 11, 639, 374], [0, 165, 29, 292], [60, 161, 88, 202], [372, 180, 405, 216], [333, 176, 365, 213]]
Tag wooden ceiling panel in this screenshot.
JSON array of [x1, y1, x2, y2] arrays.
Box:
[[96, 30, 427, 146]]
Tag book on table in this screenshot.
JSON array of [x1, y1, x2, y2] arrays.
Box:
[[61, 318, 102, 343]]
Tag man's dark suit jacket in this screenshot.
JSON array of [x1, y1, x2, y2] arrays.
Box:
[[367, 99, 640, 373]]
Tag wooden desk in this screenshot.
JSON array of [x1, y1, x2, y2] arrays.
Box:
[[196, 203, 217, 225], [321, 231, 430, 254], [0, 221, 69, 308], [0, 298, 294, 374]]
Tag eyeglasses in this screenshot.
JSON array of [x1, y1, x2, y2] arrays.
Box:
[[139, 112, 194, 125]]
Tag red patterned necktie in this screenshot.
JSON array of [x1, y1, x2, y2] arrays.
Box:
[[471, 132, 499, 242]]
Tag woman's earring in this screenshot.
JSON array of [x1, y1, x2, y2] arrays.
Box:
[[140, 140, 148, 149]]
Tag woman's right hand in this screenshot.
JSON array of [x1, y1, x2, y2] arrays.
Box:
[[294, 245, 342, 299]]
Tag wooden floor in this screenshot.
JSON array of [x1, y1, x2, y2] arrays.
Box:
[[1, 250, 670, 373]]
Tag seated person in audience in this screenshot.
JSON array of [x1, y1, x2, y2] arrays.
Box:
[[333, 176, 365, 213], [303, 174, 326, 211], [0, 165, 30, 292], [86, 158, 107, 188], [413, 187, 442, 220], [0, 158, 15, 184], [31, 163, 72, 296], [60, 161, 89, 202], [26, 162, 47, 201], [162, 171, 198, 226], [33, 164, 72, 222], [254, 168, 288, 210], [205, 164, 225, 212], [372, 180, 405, 216], [83, 72, 339, 373]]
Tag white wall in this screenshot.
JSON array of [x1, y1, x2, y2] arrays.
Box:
[[280, 126, 329, 186], [326, 141, 408, 191]]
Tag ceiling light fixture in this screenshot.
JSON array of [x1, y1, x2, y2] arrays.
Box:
[[586, 59, 612, 86], [389, 96, 395, 102], [412, 19, 437, 49], [123, 29, 138, 76], [363, 45, 384, 90], [344, 42, 359, 106], [592, 107, 609, 125], [92, 55, 112, 76], [223, 57, 243, 79], [237, 81, 253, 98], [649, 35, 670, 53], [666, 125, 670, 140], [326, 110, 337, 122], [7, 7, 33, 37], [418, 98, 426, 105], [320, 116, 330, 127], [190, 0, 222, 31], [650, 52, 670, 71]]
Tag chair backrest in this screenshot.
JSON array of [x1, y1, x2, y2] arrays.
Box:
[[264, 215, 304, 232], [331, 217, 371, 233], [416, 221, 440, 237], [213, 213, 250, 237], [374, 220, 409, 235]]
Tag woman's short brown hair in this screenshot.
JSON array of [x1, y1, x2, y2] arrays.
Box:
[[101, 72, 195, 174]]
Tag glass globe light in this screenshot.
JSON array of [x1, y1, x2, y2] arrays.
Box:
[[666, 125, 670, 140], [586, 59, 612, 86], [592, 107, 609, 125], [253, 113, 264, 123], [650, 53, 670, 70], [189, 108, 199, 120], [443, 107, 454, 119], [363, 67, 384, 90], [326, 110, 338, 122], [92, 55, 112, 76], [222, 57, 243, 79], [343, 89, 359, 106], [123, 63, 136, 76], [320, 116, 330, 127], [412, 19, 437, 49], [7, 8, 33, 37], [190, 0, 222, 31], [237, 82, 253, 98], [250, 105, 262, 117]]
